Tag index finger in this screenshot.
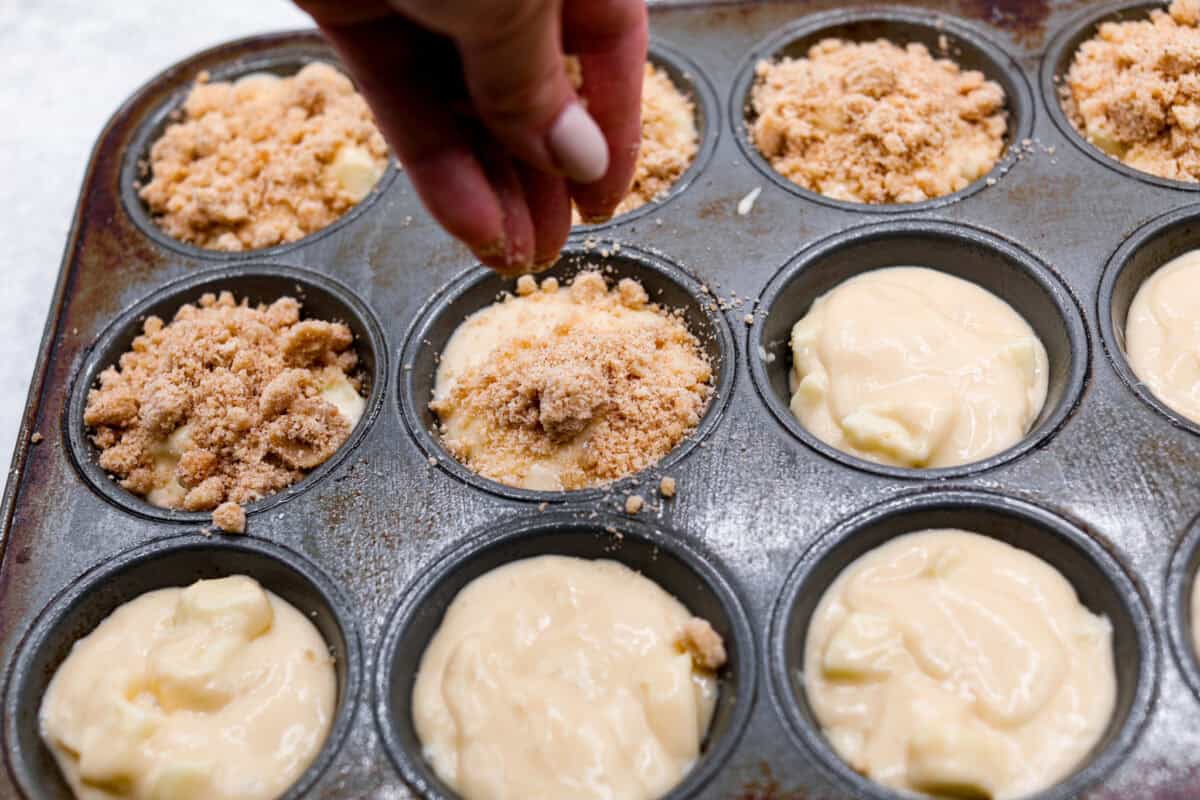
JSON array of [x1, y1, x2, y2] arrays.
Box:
[[562, 0, 648, 222]]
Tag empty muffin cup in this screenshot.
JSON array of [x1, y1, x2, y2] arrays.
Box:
[[749, 219, 1088, 478], [373, 511, 756, 800], [1099, 203, 1200, 434], [1168, 509, 1200, 704], [399, 242, 736, 501], [2, 533, 362, 800], [67, 264, 387, 522], [768, 489, 1157, 800], [731, 7, 1033, 211], [121, 38, 399, 258]]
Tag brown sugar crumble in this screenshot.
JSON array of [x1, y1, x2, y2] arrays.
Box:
[[625, 494, 645, 514], [212, 501, 246, 534], [659, 475, 677, 498], [570, 62, 699, 222], [1063, 0, 1200, 182], [750, 38, 1008, 204], [84, 291, 366, 511], [431, 271, 712, 491], [139, 63, 389, 252], [677, 617, 727, 671]]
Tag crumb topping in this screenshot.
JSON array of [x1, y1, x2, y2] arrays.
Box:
[[570, 62, 698, 222], [677, 617, 727, 671], [85, 291, 365, 510], [431, 271, 712, 490], [659, 475, 677, 498], [140, 62, 389, 251], [212, 501, 246, 534], [1063, 0, 1200, 182], [750, 38, 1007, 204]]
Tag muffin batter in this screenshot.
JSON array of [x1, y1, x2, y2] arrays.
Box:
[[570, 62, 699, 222], [412, 555, 725, 800], [40, 575, 336, 800], [139, 63, 388, 251], [805, 530, 1116, 799], [789, 267, 1048, 468], [1126, 248, 1200, 423], [84, 291, 366, 513], [750, 38, 1007, 204], [431, 271, 712, 490], [1063, 0, 1200, 183]]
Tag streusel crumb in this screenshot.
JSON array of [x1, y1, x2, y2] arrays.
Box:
[[212, 501, 246, 534], [677, 617, 727, 671], [1063, 0, 1200, 182], [85, 291, 365, 510], [750, 38, 1007, 204], [140, 62, 388, 251]]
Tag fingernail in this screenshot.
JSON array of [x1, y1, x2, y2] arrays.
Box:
[[547, 103, 609, 183]]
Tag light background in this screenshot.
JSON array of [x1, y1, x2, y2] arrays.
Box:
[[0, 0, 312, 468]]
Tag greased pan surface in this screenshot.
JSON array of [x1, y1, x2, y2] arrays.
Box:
[[4, 1, 1200, 797]]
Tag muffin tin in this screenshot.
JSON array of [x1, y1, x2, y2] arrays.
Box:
[[4, 1, 1200, 797]]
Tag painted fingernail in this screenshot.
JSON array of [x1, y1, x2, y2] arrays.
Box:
[[547, 102, 609, 183]]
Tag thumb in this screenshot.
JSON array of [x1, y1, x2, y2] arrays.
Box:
[[398, 0, 609, 183]]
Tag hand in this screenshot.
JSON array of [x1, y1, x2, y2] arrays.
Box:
[[296, 0, 648, 274]]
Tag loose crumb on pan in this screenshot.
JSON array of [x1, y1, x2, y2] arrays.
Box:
[[431, 271, 712, 490], [749, 38, 1007, 204], [659, 475, 677, 498], [84, 291, 364, 511], [625, 494, 645, 514], [212, 501, 246, 534], [30, 432, 43, 444], [677, 617, 727, 670], [570, 61, 699, 222], [139, 63, 389, 251], [1062, 0, 1200, 182]]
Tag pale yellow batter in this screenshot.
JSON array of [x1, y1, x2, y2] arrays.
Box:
[[789, 267, 1048, 468], [805, 530, 1116, 799], [1126, 249, 1200, 424], [40, 576, 336, 800], [412, 555, 725, 800]]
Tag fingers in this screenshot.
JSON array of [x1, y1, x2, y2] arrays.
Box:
[[562, 0, 648, 221], [315, 14, 520, 268], [515, 162, 572, 271]]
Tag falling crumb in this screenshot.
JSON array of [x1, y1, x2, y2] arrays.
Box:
[[538, 502, 549, 512], [659, 476, 677, 498], [677, 617, 727, 670], [571, 62, 698, 222], [750, 38, 1007, 204], [625, 494, 645, 514], [1063, 0, 1200, 182], [744, 314, 755, 325], [428, 456, 438, 466], [84, 291, 364, 511], [515, 275, 538, 296], [212, 501, 246, 534], [30, 433, 43, 444], [737, 186, 762, 215], [140, 63, 389, 251], [431, 272, 712, 490]]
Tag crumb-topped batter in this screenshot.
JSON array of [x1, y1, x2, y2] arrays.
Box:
[[84, 291, 366, 514], [1063, 0, 1200, 182], [139, 63, 388, 251], [430, 271, 712, 491], [571, 62, 699, 222], [750, 38, 1007, 204]]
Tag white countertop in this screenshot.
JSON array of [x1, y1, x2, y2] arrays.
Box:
[[0, 0, 311, 469]]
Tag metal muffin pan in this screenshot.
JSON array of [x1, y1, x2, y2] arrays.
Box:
[[6, 1, 1200, 797]]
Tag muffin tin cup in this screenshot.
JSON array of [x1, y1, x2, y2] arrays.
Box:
[[730, 6, 1035, 212], [571, 38, 720, 233], [767, 488, 1158, 800], [1042, 1, 1200, 194], [1167, 511, 1200, 704], [748, 218, 1089, 479], [2, 532, 363, 800], [120, 37, 400, 260], [66, 263, 388, 523], [373, 511, 757, 800], [1098, 203, 1200, 435], [398, 241, 736, 503]]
